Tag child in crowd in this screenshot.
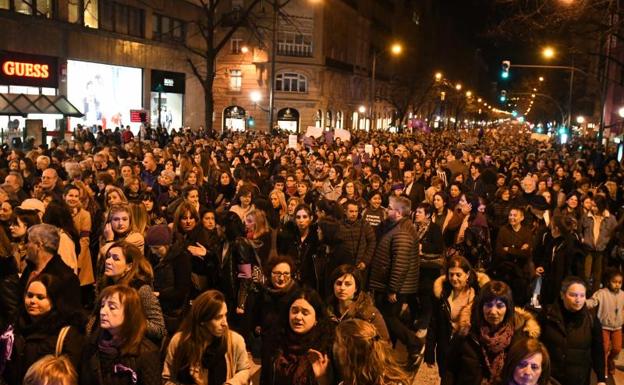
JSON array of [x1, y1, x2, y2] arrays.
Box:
[[587, 268, 624, 376]]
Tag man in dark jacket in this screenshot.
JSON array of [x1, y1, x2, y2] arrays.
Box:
[[19, 224, 81, 313], [333, 200, 376, 275], [369, 195, 421, 369]]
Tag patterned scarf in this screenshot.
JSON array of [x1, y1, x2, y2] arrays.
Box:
[[479, 322, 514, 385]]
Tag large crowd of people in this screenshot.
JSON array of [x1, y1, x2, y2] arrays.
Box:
[[0, 122, 622, 385]]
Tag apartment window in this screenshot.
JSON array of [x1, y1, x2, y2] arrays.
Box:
[[277, 31, 313, 57], [231, 38, 243, 54], [8, 0, 53, 17], [275, 72, 307, 93], [69, 0, 99, 27], [153, 13, 185, 43], [99, 0, 144, 38], [229, 69, 242, 91]]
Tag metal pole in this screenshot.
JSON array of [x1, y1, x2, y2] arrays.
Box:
[[567, 65, 574, 128], [268, 0, 279, 131], [599, 0, 616, 147], [158, 91, 162, 128], [370, 53, 376, 131]]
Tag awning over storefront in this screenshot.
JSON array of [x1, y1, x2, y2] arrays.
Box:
[[0, 93, 83, 117]]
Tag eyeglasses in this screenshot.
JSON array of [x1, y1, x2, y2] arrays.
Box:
[[271, 272, 291, 278]]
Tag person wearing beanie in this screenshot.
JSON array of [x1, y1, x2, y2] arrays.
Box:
[[146, 224, 191, 334]]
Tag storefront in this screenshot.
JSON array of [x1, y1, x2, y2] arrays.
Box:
[[277, 107, 299, 133], [66, 59, 143, 133], [0, 50, 82, 146], [151, 70, 185, 131], [223, 105, 246, 131]]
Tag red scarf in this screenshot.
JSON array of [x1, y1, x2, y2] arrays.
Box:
[[479, 322, 514, 385]]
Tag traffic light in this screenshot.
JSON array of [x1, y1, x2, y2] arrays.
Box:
[[499, 90, 507, 102], [511, 110, 518, 117], [501, 60, 511, 79], [247, 116, 255, 127]]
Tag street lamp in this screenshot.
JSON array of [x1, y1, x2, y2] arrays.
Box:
[[250, 91, 262, 103], [619, 107, 624, 118], [466, 91, 472, 98], [539, 76, 545, 82], [576, 116, 585, 124], [455, 83, 462, 91], [358, 105, 366, 114], [369, 42, 403, 130], [435, 72, 442, 81], [542, 47, 555, 59], [241, 46, 249, 54]]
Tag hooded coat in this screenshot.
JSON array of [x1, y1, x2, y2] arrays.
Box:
[[443, 307, 541, 385]]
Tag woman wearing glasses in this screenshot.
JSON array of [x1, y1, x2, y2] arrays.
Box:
[[253, 255, 299, 385]]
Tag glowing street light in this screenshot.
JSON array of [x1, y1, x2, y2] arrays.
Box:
[[390, 43, 403, 55], [539, 76, 545, 82], [250, 91, 262, 103], [241, 46, 249, 54], [542, 47, 555, 59], [435, 72, 443, 81], [358, 105, 366, 114], [576, 116, 585, 124], [477, 98, 482, 103], [455, 83, 462, 91], [466, 91, 472, 98], [619, 107, 624, 118]]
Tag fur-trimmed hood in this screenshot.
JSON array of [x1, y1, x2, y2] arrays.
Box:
[[513, 307, 541, 338], [433, 271, 491, 299]]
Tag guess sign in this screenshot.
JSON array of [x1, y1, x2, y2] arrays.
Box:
[[0, 51, 58, 88]]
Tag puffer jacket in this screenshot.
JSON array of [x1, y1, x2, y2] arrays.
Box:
[[369, 218, 419, 294], [425, 272, 490, 376], [443, 307, 541, 385]]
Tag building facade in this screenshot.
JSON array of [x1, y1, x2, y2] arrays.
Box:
[[0, 0, 414, 140]]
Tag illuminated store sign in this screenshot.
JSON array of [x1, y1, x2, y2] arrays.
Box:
[[0, 51, 58, 88]]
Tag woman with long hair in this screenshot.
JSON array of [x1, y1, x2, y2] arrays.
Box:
[[326, 265, 389, 341], [268, 189, 288, 228], [64, 184, 96, 289], [43, 200, 80, 274], [162, 289, 250, 385], [322, 165, 343, 201], [426, 255, 490, 377], [80, 285, 161, 385], [97, 241, 166, 343], [333, 319, 410, 385], [245, 209, 273, 270], [230, 184, 256, 223], [212, 171, 236, 213], [265, 287, 333, 385], [444, 281, 541, 385], [141, 192, 167, 226], [9, 208, 40, 274]]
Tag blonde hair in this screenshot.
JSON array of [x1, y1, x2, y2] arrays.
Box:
[[335, 319, 410, 385], [23, 355, 77, 385], [269, 189, 288, 218], [246, 209, 271, 237]]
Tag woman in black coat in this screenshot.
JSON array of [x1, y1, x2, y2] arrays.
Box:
[[444, 281, 541, 385], [80, 285, 161, 385], [538, 277, 606, 385], [3, 274, 85, 384], [253, 255, 300, 385]]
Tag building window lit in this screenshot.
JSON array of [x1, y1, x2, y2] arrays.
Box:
[[153, 13, 185, 43], [6, 0, 53, 17], [99, 0, 144, 38], [278, 31, 313, 57], [229, 69, 242, 91], [275, 72, 307, 93], [69, 0, 99, 28], [231, 38, 243, 54]]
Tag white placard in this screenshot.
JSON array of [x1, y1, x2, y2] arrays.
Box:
[[305, 126, 323, 138], [288, 134, 298, 149], [364, 144, 373, 156], [334, 128, 351, 142]]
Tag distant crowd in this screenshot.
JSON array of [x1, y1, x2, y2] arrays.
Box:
[[0, 123, 622, 385]]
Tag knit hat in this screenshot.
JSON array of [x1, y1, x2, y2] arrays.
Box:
[[145, 225, 172, 247]]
